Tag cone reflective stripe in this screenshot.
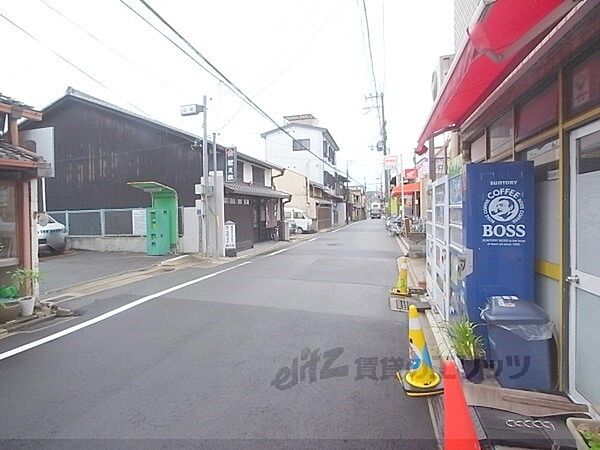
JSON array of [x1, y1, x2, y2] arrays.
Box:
[[443, 360, 481, 450], [391, 256, 409, 296], [396, 305, 443, 396]]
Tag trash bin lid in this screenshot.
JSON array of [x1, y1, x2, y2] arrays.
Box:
[[484, 296, 550, 325]]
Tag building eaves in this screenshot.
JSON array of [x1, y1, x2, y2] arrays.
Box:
[[21, 87, 279, 169], [224, 182, 290, 199]]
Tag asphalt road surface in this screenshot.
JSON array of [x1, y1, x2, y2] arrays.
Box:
[[0, 219, 436, 449]]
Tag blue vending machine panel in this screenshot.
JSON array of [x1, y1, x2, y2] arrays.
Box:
[[461, 162, 534, 325]]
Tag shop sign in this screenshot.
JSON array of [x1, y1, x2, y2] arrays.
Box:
[[225, 147, 237, 183], [384, 155, 397, 169]]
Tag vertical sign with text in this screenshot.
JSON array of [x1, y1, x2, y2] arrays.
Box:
[[225, 147, 237, 183]]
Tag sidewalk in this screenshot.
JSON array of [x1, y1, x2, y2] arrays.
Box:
[[39, 251, 174, 294]]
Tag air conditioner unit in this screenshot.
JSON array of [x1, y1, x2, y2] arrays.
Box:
[[431, 54, 455, 101]]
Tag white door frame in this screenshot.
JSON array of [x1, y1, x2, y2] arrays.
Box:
[[568, 119, 600, 410]]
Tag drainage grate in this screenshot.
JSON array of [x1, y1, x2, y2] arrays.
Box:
[[389, 297, 432, 313]]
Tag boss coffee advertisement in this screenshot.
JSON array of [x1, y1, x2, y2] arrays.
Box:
[[461, 161, 534, 325]]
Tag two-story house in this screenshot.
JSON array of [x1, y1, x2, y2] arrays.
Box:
[[261, 114, 346, 230]]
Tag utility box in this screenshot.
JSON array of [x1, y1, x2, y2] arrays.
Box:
[[279, 220, 290, 241], [147, 208, 170, 255], [128, 181, 179, 255], [483, 296, 555, 390]]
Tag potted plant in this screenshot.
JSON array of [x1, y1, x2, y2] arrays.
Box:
[[11, 268, 43, 317], [446, 316, 486, 383], [567, 418, 600, 450]]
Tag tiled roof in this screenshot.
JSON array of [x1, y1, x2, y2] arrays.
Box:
[[225, 182, 290, 199], [0, 140, 38, 162], [0, 93, 33, 110], [32, 87, 280, 170]]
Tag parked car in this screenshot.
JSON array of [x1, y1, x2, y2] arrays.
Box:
[[38, 215, 68, 254], [284, 208, 313, 234]]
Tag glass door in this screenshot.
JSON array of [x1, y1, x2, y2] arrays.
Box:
[[569, 120, 600, 412]]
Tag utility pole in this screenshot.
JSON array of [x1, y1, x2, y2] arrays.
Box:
[[213, 132, 219, 257], [380, 92, 389, 209], [428, 137, 436, 183], [202, 95, 209, 256], [180, 99, 208, 256], [365, 92, 389, 210]]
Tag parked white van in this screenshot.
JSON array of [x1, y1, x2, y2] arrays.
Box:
[[284, 208, 313, 234]]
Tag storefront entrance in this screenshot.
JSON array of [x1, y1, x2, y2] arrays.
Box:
[[568, 120, 600, 411]]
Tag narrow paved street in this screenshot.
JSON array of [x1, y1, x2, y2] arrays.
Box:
[[0, 220, 435, 448]]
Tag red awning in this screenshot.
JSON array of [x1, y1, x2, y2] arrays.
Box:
[[391, 183, 421, 197], [415, 0, 576, 155]]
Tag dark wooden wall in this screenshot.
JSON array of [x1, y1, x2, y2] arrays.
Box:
[[22, 99, 213, 210]]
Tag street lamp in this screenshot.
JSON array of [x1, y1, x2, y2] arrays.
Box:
[[181, 96, 209, 256]]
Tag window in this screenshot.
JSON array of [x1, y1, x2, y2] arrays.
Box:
[[323, 141, 328, 156], [293, 139, 310, 151], [236, 161, 244, 182], [252, 166, 265, 186], [489, 111, 513, 156], [470, 134, 486, 162], [516, 82, 558, 141], [567, 51, 600, 117], [0, 184, 18, 261], [293, 212, 304, 219], [284, 211, 292, 219]]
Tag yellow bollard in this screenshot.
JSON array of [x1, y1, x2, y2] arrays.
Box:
[[396, 305, 443, 396], [390, 256, 410, 296]]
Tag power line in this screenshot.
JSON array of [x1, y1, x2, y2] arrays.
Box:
[[123, 0, 345, 177], [217, 0, 343, 133], [0, 10, 149, 116], [37, 0, 189, 101], [361, 0, 381, 128]]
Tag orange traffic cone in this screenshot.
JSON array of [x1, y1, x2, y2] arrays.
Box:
[[443, 360, 481, 450]]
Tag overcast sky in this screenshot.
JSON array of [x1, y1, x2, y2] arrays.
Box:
[[2, 0, 453, 191]]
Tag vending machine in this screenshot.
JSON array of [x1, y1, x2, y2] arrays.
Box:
[[457, 161, 535, 326]]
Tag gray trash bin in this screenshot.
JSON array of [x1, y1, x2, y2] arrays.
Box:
[[483, 296, 555, 390]]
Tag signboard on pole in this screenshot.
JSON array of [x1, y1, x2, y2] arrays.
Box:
[[384, 155, 398, 169], [224, 221, 236, 249], [225, 147, 237, 183]]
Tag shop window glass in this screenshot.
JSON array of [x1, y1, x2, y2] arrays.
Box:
[[0, 185, 18, 260], [568, 51, 600, 117], [516, 82, 558, 141], [489, 111, 513, 156]]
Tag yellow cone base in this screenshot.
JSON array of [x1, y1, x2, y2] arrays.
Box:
[[390, 288, 411, 297], [396, 370, 444, 397]]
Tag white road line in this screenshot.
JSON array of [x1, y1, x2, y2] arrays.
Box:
[[265, 247, 291, 257], [307, 237, 317, 242], [0, 260, 252, 362]]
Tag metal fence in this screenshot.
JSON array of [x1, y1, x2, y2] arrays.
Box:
[[48, 208, 184, 237]]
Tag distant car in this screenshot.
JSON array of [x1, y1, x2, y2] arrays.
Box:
[[38, 215, 68, 254], [284, 208, 313, 234]]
